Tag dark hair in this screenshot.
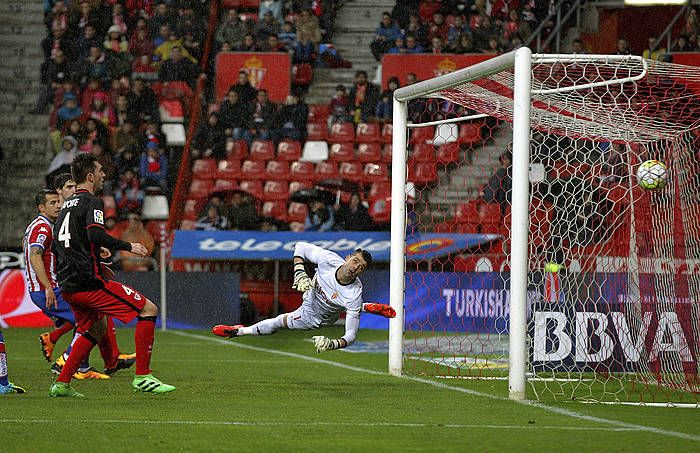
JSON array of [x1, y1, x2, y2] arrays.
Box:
[[35, 188, 57, 207], [52, 173, 74, 191], [355, 70, 368, 78], [71, 152, 98, 184], [353, 249, 373, 266]]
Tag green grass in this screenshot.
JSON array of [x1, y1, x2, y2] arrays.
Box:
[[2, 327, 699, 452]]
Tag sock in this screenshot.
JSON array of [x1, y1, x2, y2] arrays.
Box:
[[98, 318, 119, 369], [63, 330, 91, 372], [56, 333, 97, 384], [135, 316, 156, 375], [240, 314, 286, 336], [49, 322, 74, 344], [0, 331, 9, 386]]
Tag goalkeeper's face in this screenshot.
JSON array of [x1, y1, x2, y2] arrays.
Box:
[[339, 253, 369, 282]]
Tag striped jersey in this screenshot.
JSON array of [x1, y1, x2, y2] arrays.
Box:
[[23, 215, 57, 292]]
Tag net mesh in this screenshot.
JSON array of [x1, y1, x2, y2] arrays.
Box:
[[401, 55, 700, 403]]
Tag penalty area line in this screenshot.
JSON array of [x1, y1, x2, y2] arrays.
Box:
[[169, 330, 700, 443]]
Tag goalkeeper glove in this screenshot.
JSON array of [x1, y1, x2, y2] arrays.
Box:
[[363, 303, 396, 318], [292, 260, 312, 292], [312, 336, 343, 353]]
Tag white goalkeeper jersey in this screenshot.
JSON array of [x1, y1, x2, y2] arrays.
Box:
[[293, 242, 363, 329]]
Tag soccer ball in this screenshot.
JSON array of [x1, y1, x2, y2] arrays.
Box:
[[636, 160, 667, 191]]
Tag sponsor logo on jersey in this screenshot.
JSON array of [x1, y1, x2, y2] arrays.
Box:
[[36, 234, 47, 245], [94, 209, 104, 224], [38, 226, 48, 233]]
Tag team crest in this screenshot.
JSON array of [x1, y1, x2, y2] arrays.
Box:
[[331, 292, 338, 299], [434, 58, 458, 77], [242, 56, 266, 88], [94, 209, 104, 225]]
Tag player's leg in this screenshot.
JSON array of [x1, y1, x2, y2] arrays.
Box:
[[132, 298, 176, 393], [0, 330, 26, 395], [30, 288, 74, 362], [213, 306, 316, 338]]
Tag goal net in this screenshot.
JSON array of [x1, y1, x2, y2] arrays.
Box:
[[388, 48, 700, 404]]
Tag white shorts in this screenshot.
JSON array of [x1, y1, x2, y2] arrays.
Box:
[[286, 306, 323, 330]]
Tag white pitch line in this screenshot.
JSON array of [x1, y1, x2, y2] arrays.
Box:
[[0, 418, 641, 432], [170, 330, 700, 443]]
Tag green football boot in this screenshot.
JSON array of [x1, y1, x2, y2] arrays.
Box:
[[49, 382, 85, 398], [132, 374, 176, 394]]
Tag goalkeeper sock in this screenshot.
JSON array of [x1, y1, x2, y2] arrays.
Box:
[[239, 314, 286, 336], [0, 331, 9, 386]]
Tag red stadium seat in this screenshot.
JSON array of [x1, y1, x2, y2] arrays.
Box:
[[159, 99, 184, 122], [411, 143, 435, 163], [216, 159, 241, 180], [265, 160, 290, 181], [315, 161, 339, 179], [238, 12, 258, 22], [308, 104, 330, 123], [241, 159, 266, 180], [329, 122, 355, 143], [249, 140, 275, 161], [368, 181, 391, 201], [262, 180, 289, 201], [458, 122, 482, 146], [355, 122, 381, 143], [339, 161, 363, 182], [292, 64, 314, 86], [145, 220, 167, 245], [277, 140, 302, 161], [408, 161, 437, 185], [382, 144, 393, 163], [357, 143, 382, 163], [287, 202, 308, 223], [192, 159, 218, 179], [243, 0, 260, 7], [288, 180, 312, 194], [180, 219, 196, 230], [214, 179, 238, 192], [369, 198, 391, 223], [262, 201, 287, 221], [409, 126, 434, 145], [329, 143, 355, 162], [188, 179, 214, 199], [363, 163, 389, 183], [306, 122, 328, 141], [436, 142, 461, 165], [239, 180, 263, 200], [221, 0, 244, 7], [381, 123, 393, 144], [225, 140, 249, 160], [290, 161, 316, 181]]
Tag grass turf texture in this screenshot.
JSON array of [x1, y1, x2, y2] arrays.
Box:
[[1, 327, 698, 452]]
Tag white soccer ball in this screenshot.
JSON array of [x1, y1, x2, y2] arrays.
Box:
[[636, 160, 667, 191]]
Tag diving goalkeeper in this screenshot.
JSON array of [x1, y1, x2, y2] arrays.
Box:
[[212, 242, 395, 352]]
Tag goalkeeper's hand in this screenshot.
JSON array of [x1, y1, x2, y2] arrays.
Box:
[[292, 261, 312, 292], [312, 336, 343, 353], [363, 303, 396, 318]]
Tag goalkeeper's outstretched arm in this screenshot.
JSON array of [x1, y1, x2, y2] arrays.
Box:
[[312, 312, 359, 353]]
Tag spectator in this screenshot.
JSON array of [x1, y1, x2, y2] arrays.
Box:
[[148, 2, 175, 39], [33, 49, 75, 114], [503, 9, 529, 43], [329, 84, 351, 125], [225, 192, 259, 230], [153, 24, 172, 49], [265, 35, 286, 52], [56, 93, 82, 130], [481, 150, 512, 214], [429, 35, 446, 53], [348, 70, 380, 123], [427, 12, 449, 43], [472, 15, 500, 50], [305, 200, 334, 232], [159, 45, 197, 86], [41, 26, 73, 62], [114, 94, 136, 127], [334, 193, 372, 231], [120, 213, 155, 271], [571, 38, 587, 54], [404, 35, 425, 53], [47, 135, 78, 178], [182, 31, 203, 62], [405, 13, 428, 48], [615, 38, 631, 55], [46, 0, 70, 39], [191, 112, 227, 159], [71, 0, 99, 35], [110, 2, 129, 35], [140, 142, 168, 191], [447, 15, 470, 48], [370, 12, 403, 61], [452, 34, 475, 53], [104, 25, 129, 53], [91, 142, 115, 186], [270, 93, 308, 144], [81, 46, 111, 84], [114, 168, 145, 215], [250, 89, 277, 142], [154, 30, 198, 64], [293, 35, 316, 64], [387, 37, 405, 54], [113, 120, 139, 154], [375, 77, 399, 122], [482, 36, 502, 55], [215, 9, 248, 50], [128, 27, 156, 59], [81, 117, 110, 151], [127, 77, 160, 123], [259, 0, 284, 23], [219, 89, 253, 142], [278, 21, 297, 50], [256, 11, 281, 43], [642, 36, 665, 60], [196, 205, 230, 231], [75, 23, 101, 60], [296, 9, 322, 45], [229, 71, 258, 104], [115, 145, 141, 176], [237, 33, 260, 52], [87, 91, 116, 127], [673, 34, 695, 52]]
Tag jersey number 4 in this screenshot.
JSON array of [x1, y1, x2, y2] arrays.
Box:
[[58, 213, 71, 248]]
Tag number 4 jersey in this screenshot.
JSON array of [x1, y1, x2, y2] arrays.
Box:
[[53, 189, 122, 293]]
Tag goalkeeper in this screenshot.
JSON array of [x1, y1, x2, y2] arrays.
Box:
[[213, 242, 395, 352]]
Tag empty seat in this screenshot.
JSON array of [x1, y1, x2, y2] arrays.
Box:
[[241, 159, 266, 179], [357, 143, 382, 163], [239, 180, 263, 200], [277, 140, 302, 161], [381, 123, 393, 144], [289, 180, 312, 194], [408, 161, 438, 185], [458, 122, 482, 146], [306, 122, 328, 141], [214, 179, 238, 192], [265, 160, 291, 181], [290, 161, 316, 182], [315, 161, 339, 179], [159, 99, 184, 123], [287, 202, 308, 223], [249, 140, 275, 161], [262, 180, 289, 201], [329, 122, 355, 143], [368, 181, 391, 201], [225, 139, 249, 160], [192, 159, 217, 179], [339, 161, 363, 182], [329, 143, 355, 162], [308, 104, 330, 123], [188, 179, 214, 199], [409, 126, 434, 145], [161, 123, 186, 146], [300, 140, 329, 162], [369, 198, 391, 223], [262, 201, 287, 221], [216, 159, 241, 180], [292, 63, 313, 86], [363, 163, 389, 182], [382, 144, 393, 163], [355, 122, 381, 143], [411, 143, 435, 163], [436, 142, 460, 165]]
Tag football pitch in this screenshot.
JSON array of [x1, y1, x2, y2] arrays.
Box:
[[2, 327, 698, 452]]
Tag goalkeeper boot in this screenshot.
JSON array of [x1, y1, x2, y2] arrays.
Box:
[[74, 367, 110, 380], [39, 332, 55, 362], [364, 303, 397, 318], [105, 356, 136, 376], [0, 382, 26, 395], [212, 324, 244, 338], [49, 382, 85, 398], [50, 356, 65, 375], [132, 374, 176, 394]]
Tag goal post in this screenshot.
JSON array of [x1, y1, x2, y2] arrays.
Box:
[[389, 47, 700, 403]]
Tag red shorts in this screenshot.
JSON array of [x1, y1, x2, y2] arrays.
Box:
[[63, 280, 148, 330]]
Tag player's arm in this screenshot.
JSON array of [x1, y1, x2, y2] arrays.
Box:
[[312, 310, 360, 353], [27, 246, 57, 309], [85, 201, 146, 255], [293, 241, 334, 265]]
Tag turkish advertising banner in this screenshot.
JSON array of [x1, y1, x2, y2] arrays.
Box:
[[381, 54, 492, 90], [215, 52, 291, 102], [170, 230, 500, 262]]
